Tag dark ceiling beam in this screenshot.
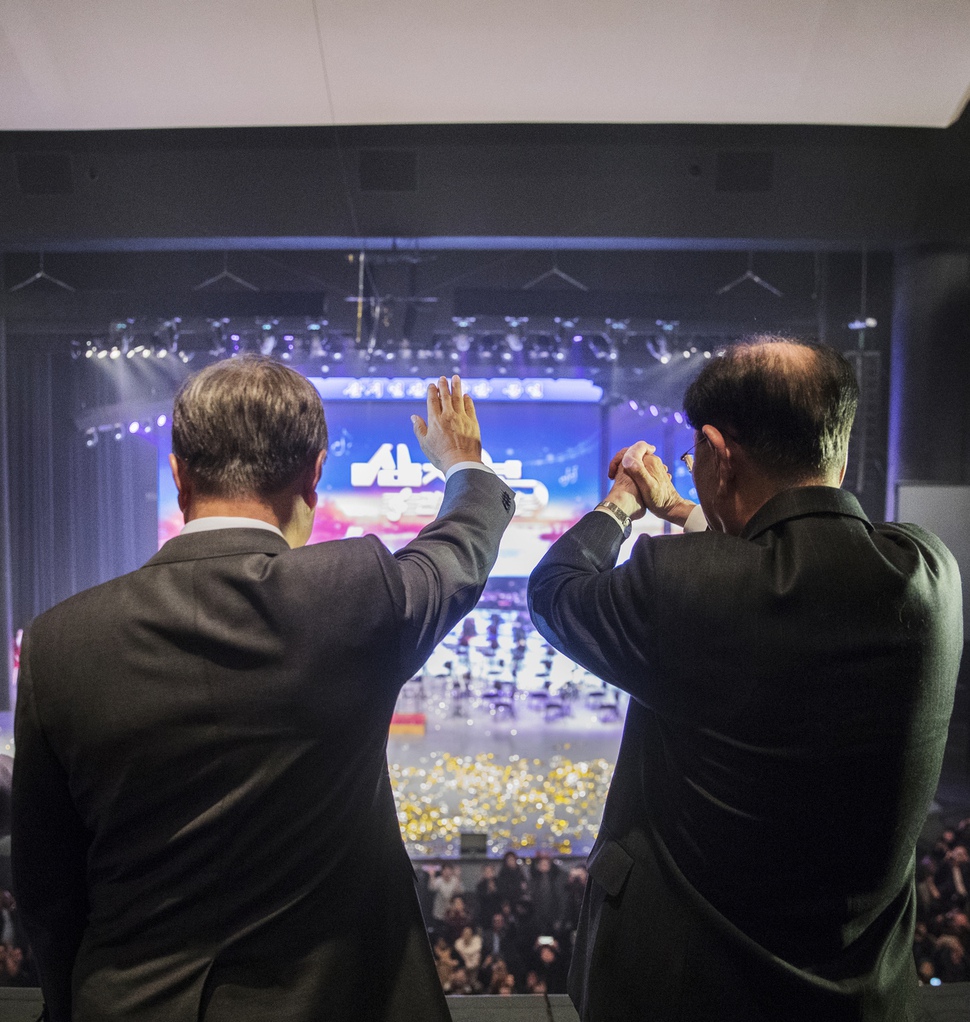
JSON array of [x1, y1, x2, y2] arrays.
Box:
[[1, 117, 968, 252]]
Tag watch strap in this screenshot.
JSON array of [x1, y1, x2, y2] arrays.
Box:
[[595, 501, 633, 539]]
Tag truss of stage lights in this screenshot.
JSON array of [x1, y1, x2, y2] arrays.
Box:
[[82, 413, 171, 448], [71, 316, 739, 371]]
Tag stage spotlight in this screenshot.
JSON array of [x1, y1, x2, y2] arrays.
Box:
[[128, 421, 140, 434], [504, 316, 527, 353], [647, 336, 671, 364], [452, 317, 475, 353], [84, 428, 98, 448], [156, 414, 167, 427], [207, 324, 227, 357]]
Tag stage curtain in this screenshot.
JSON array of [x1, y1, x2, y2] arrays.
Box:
[[6, 341, 157, 638]]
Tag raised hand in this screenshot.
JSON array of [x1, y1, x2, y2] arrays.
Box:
[[411, 376, 483, 473]]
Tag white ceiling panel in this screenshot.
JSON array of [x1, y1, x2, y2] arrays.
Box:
[[0, 0, 968, 131]]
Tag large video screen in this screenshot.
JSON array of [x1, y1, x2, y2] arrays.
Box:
[[159, 376, 603, 578]]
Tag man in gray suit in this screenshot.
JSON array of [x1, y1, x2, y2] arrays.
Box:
[[529, 339, 963, 1021], [12, 357, 515, 1021]]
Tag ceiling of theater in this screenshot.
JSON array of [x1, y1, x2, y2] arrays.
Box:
[[2, 0, 969, 133]]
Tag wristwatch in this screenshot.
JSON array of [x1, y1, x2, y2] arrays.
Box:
[[595, 501, 633, 540]]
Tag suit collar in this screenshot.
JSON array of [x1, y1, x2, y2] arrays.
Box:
[[740, 486, 871, 541], [145, 528, 290, 566]]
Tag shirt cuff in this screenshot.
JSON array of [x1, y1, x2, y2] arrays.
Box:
[[444, 461, 495, 482], [683, 504, 708, 532]]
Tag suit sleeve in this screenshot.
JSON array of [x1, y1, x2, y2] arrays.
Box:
[[528, 511, 660, 692], [11, 632, 91, 1022], [391, 468, 515, 674]]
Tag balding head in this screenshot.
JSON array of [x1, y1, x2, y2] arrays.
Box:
[[683, 337, 859, 487]]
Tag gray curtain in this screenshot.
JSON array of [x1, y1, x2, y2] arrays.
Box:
[[7, 340, 158, 644]]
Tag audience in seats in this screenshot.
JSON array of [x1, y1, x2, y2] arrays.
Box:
[[0, 890, 36, 987], [422, 854, 575, 995], [426, 862, 463, 923], [416, 824, 970, 997], [3, 824, 970, 996], [496, 850, 529, 907], [473, 863, 503, 926], [453, 925, 483, 974], [912, 818, 970, 985]]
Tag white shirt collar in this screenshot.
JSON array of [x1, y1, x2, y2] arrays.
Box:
[[180, 516, 286, 540]]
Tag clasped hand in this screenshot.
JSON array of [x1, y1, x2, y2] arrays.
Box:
[[605, 441, 694, 526]]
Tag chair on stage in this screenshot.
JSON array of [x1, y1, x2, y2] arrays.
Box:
[[527, 678, 553, 711], [596, 700, 621, 722], [544, 698, 570, 722]]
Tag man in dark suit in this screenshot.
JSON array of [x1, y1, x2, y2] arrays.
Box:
[[12, 357, 515, 1022], [529, 339, 963, 1021]]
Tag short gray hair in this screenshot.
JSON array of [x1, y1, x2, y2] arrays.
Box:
[[172, 355, 328, 497]]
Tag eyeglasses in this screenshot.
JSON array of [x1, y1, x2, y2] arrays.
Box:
[[679, 435, 708, 473]]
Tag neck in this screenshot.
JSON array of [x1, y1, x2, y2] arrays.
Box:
[[722, 474, 842, 535], [183, 493, 310, 548]]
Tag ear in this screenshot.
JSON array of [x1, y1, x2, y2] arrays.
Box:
[[169, 454, 192, 515], [701, 425, 735, 493], [836, 448, 848, 487], [301, 450, 326, 510]]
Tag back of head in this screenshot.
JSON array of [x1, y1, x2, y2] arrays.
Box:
[[172, 355, 328, 498], [683, 337, 859, 485]]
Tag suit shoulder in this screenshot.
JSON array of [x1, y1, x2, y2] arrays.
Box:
[[876, 519, 957, 554], [297, 532, 391, 565], [872, 521, 961, 578], [29, 568, 143, 634]]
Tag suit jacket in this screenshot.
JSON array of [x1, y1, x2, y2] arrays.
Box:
[[12, 468, 514, 1022], [528, 486, 963, 1022]]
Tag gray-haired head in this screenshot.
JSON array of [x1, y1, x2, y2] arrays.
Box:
[[172, 355, 328, 498]]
